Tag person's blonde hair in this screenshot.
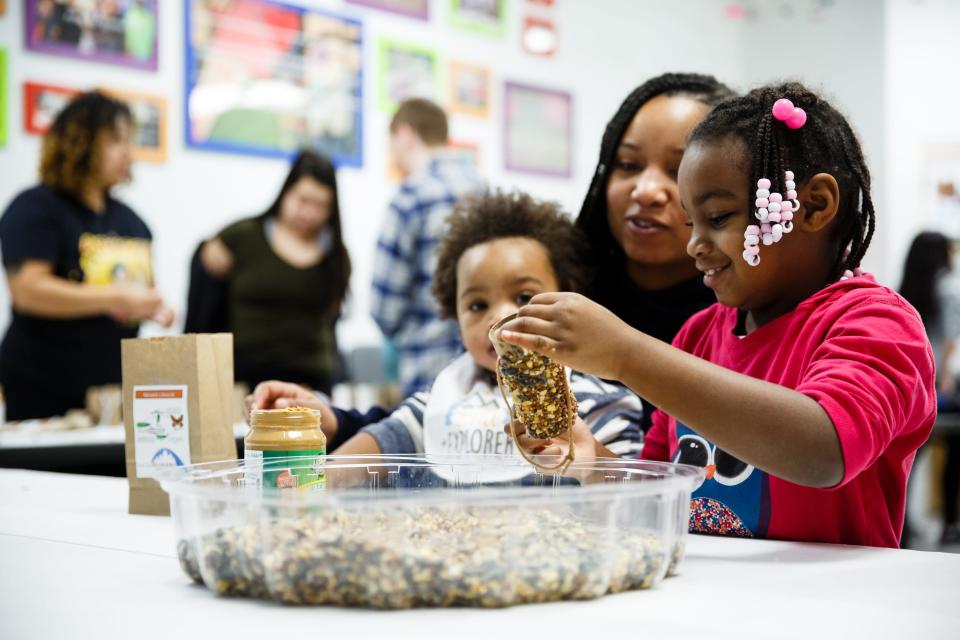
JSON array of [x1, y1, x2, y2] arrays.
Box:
[[39, 91, 132, 195]]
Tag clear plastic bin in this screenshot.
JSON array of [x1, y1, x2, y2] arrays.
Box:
[[161, 455, 703, 608]]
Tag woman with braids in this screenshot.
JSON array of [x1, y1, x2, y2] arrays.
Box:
[[0, 91, 173, 420], [250, 73, 733, 429], [500, 82, 935, 547], [577, 73, 733, 430]]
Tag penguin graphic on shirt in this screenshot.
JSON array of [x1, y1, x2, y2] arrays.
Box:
[[673, 422, 770, 538]]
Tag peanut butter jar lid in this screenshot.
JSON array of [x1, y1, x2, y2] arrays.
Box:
[[249, 407, 321, 430]]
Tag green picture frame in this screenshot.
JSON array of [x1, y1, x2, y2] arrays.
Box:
[[377, 38, 439, 113], [449, 0, 506, 38]]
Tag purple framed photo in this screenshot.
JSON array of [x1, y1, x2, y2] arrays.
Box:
[[503, 81, 572, 178], [25, 0, 159, 71], [345, 0, 429, 20]]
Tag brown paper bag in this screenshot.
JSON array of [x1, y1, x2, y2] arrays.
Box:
[[122, 334, 237, 515]]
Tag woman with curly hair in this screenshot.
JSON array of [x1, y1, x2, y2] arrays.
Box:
[[0, 90, 173, 420]]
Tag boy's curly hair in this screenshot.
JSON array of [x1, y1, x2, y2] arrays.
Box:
[[432, 190, 589, 319], [39, 91, 132, 196]]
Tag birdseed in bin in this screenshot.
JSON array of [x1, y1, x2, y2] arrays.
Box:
[[161, 455, 703, 608]]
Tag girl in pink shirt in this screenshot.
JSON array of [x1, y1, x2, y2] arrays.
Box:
[[498, 82, 936, 548]]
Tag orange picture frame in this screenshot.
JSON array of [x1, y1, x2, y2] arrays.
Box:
[[448, 60, 491, 118], [99, 88, 168, 163]]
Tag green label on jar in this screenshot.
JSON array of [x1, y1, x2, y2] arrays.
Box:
[[245, 448, 326, 490]]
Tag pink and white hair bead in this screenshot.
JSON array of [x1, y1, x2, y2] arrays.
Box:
[[742, 171, 799, 267], [741, 98, 808, 267]]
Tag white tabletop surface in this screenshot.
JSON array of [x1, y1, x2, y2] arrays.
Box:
[[1, 469, 958, 639]]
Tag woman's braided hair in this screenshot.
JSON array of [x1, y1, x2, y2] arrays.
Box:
[[577, 72, 734, 296], [688, 81, 875, 278]]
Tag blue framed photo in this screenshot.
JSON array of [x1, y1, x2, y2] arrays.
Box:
[[184, 0, 364, 167]]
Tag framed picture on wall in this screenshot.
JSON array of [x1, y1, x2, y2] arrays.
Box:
[[377, 38, 438, 112], [521, 16, 557, 56], [185, 0, 364, 166], [450, 0, 506, 38], [448, 139, 481, 169], [101, 88, 168, 163], [23, 81, 81, 135], [503, 81, 571, 177], [345, 0, 428, 20], [24, 0, 159, 71], [0, 49, 7, 147], [448, 61, 490, 117]]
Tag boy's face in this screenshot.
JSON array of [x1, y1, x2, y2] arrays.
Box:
[[455, 237, 560, 373]]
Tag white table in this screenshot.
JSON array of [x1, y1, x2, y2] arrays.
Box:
[[1, 470, 958, 639], [0, 424, 249, 476]]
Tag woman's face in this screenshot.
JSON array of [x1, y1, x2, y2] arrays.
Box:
[[279, 176, 334, 236], [606, 94, 710, 274], [97, 117, 133, 189]]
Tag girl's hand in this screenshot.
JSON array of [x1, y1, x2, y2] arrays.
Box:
[[506, 416, 614, 463], [497, 292, 635, 381]]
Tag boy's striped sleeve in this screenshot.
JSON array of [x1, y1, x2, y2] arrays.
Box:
[[571, 373, 644, 458]]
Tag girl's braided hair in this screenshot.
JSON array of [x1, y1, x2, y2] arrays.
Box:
[[577, 72, 734, 295], [688, 81, 875, 278]]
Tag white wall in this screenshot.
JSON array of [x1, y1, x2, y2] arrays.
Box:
[[0, 0, 898, 357], [884, 0, 960, 288], [740, 0, 887, 282], [0, 0, 747, 351]]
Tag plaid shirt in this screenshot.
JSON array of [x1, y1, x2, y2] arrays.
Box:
[[371, 153, 484, 396]]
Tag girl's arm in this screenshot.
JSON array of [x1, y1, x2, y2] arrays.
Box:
[[500, 292, 844, 488], [200, 237, 234, 278], [7, 259, 167, 322]]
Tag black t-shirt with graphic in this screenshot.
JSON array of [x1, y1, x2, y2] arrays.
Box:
[[0, 185, 152, 420]]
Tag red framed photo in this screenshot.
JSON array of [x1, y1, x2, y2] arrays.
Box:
[[23, 81, 81, 135]]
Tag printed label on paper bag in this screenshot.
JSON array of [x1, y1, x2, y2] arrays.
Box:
[[133, 385, 190, 479]]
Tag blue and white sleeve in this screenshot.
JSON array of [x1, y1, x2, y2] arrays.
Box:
[[571, 373, 644, 458], [359, 391, 429, 455]]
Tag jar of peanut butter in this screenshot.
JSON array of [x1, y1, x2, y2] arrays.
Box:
[[244, 407, 326, 490]]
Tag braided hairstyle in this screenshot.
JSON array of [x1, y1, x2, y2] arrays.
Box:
[[688, 81, 875, 279], [577, 73, 734, 295]]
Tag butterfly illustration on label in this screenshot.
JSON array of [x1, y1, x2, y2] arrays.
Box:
[[170, 415, 184, 429]]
